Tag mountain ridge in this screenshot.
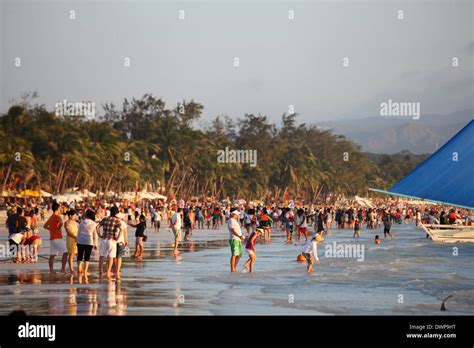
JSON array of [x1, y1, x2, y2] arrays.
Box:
[[315, 109, 473, 154]]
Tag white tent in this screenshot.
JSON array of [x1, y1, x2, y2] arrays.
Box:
[[40, 190, 52, 197], [81, 189, 97, 198], [118, 192, 136, 200], [139, 191, 155, 200], [54, 193, 83, 202], [354, 196, 375, 208], [55, 192, 84, 202], [151, 193, 167, 200], [53, 195, 69, 202]]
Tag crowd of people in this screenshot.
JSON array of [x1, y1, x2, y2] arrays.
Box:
[[3, 197, 472, 277]]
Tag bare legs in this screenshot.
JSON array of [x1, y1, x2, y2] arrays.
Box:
[[49, 253, 67, 273], [68, 253, 75, 273], [243, 253, 256, 272], [230, 255, 241, 272]]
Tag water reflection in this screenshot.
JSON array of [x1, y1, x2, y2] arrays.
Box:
[[7, 270, 42, 285], [46, 278, 127, 315], [0, 237, 230, 315]]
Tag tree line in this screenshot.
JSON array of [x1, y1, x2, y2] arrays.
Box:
[[0, 93, 425, 201]]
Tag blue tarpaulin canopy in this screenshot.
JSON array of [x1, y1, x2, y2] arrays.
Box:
[[370, 120, 474, 210]]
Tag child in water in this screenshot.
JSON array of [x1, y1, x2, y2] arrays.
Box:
[[243, 228, 263, 273], [374, 235, 381, 245], [353, 219, 361, 238]]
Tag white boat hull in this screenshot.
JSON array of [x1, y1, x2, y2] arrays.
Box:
[[420, 224, 474, 243]]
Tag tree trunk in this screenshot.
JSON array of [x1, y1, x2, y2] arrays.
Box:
[[2, 163, 12, 190], [72, 172, 80, 190], [104, 173, 115, 193]]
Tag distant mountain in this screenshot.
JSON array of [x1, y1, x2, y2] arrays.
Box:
[[366, 150, 429, 186], [316, 110, 473, 154]]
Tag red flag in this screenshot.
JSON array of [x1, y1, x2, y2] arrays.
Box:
[[134, 181, 139, 204]]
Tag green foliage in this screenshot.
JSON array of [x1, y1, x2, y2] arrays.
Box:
[[0, 94, 424, 200]]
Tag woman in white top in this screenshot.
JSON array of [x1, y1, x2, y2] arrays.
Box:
[[76, 209, 98, 276]]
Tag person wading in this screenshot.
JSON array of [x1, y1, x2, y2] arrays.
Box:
[[228, 209, 245, 272]]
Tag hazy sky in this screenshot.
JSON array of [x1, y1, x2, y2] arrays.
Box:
[[1, 0, 473, 125]]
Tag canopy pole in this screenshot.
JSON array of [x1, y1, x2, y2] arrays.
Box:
[[368, 188, 474, 211]]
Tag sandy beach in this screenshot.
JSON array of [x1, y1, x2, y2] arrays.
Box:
[[1, 209, 473, 316]]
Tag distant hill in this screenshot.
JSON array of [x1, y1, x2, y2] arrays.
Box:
[[316, 110, 473, 154], [366, 150, 429, 186]]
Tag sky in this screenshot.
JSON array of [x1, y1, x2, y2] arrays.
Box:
[[1, 0, 473, 125]]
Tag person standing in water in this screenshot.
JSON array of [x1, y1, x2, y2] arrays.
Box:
[[325, 208, 332, 234], [76, 209, 97, 276], [382, 210, 394, 239], [353, 218, 361, 239], [259, 208, 273, 242], [64, 210, 78, 273], [154, 208, 162, 232], [44, 202, 68, 274], [115, 213, 129, 278], [228, 209, 245, 272], [96, 206, 122, 278], [183, 209, 193, 242], [129, 214, 146, 260], [296, 208, 308, 242], [169, 205, 182, 254], [315, 210, 325, 236], [243, 228, 262, 273]]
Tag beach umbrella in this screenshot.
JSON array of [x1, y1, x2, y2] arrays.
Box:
[[17, 189, 42, 197]]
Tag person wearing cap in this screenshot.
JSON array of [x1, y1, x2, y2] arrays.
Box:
[[64, 209, 79, 273], [169, 205, 182, 254], [300, 234, 323, 273], [228, 208, 245, 272]]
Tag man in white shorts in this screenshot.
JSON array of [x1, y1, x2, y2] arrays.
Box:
[[44, 202, 68, 273], [96, 206, 122, 278]]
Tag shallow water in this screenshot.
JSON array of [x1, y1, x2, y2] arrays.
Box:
[[0, 223, 473, 315]]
